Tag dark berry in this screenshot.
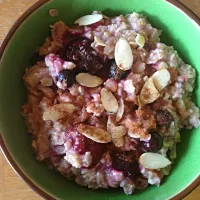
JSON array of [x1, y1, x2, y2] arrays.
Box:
[[111, 151, 140, 180], [109, 61, 130, 80], [69, 128, 106, 167], [85, 139, 106, 168], [58, 70, 75, 87], [111, 151, 132, 171], [156, 110, 173, 127], [64, 38, 104, 74], [79, 48, 103, 74], [126, 161, 140, 180], [140, 132, 163, 153]]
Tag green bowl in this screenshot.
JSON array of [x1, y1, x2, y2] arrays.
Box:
[[0, 0, 200, 199]]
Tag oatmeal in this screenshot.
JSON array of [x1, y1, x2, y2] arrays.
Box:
[[22, 11, 200, 195]]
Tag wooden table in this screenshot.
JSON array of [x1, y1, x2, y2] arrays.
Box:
[[0, 0, 200, 199]]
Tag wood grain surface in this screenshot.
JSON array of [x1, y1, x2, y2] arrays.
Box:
[[0, 0, 200, 199]]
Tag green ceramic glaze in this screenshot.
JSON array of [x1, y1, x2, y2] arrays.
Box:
[[0, 0, 199, 199]]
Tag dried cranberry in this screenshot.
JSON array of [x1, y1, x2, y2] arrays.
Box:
[[111, 151, 132, 171], [58, 70, 75, 87], [109, 60, 130, 80], [68, 129, 106, 167], [156, 110, 173, 127], [111, 151, 140, 180], [64, 38, 104, 74], [86, 139, 106, 168], [140, 132, 163, 153]]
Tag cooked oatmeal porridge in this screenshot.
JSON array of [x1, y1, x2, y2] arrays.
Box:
[[22, 11, 200, 195]]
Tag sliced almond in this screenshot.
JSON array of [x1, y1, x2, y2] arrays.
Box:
[[94, 36, 106, 46], [43, 103, 76, 121], [77, 124, 111, 143], [112, 137, 125, 147], [139, 153, 171, 169], [139, 78, 160, 105], [74, 14, 103, 26], [151, 69, 170, 91], [101, 88, 119, 113], [76, 73, 103, 88], [110, 126, 127, 139], [107, 116, 127, 139], [116, 98, 124, 122], [115, 37, 133, 71], [135, 33, 145, 48]]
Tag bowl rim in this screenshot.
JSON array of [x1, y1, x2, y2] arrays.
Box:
[[0, 0, 199, 199]]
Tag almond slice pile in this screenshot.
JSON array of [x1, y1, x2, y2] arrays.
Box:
[[107, 116, 127, 139], [74, 14, 103, 26], [101, 88, 119, 113], [107, 116, 127, 147], [139, 77, 160, 105], [115, 37, 133, 71], [76, 73, 103, 88], [139, 69, 171, 105], [139, 153, 171, 169], [77, 124, 111, 143], [43, 103, 76, 121]]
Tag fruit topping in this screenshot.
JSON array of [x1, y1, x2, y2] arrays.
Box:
[[140, 132, 163, 153], [58, 70, 75, 87], [64, 38, 104, 74]]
